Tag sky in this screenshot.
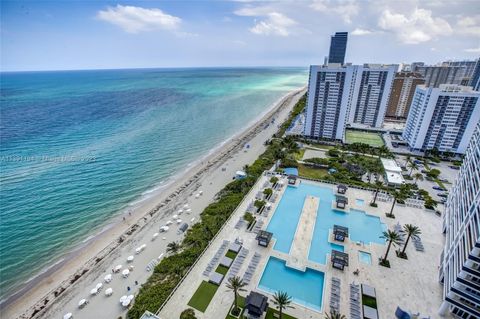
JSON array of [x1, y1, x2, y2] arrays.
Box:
[[1, 0, 479, 71]]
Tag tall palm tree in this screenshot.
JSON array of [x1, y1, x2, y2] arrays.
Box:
[[413, 172, 424, 185], [407, 161, 418, 176], [166, 241, 181, 254], [226, 276, 247, 313], [404, 155, 411, 167], [273, 291, 294, 319], [380, 230, 403, 262], [400, 224, 421, 255], [324, 310, 347, 319], [372, 180, 383, 205]]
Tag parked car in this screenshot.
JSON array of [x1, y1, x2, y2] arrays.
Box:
[[449, 165, 460, 170], [439, 178, 449, 183], [414, 160, 422, 164], [433, 186, 446, 191], [421, 169, 428, 174], [438, 193, 449, 198]]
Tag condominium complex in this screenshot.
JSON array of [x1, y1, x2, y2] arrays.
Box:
[[439, 122, 480, 318], [304, 64, 396, 140], [328, 32, 348, 65], [402, 84, 480, 154], [413, 62, 475, 88], [386, 72, 425, 119], [470, 59, 480, 91]]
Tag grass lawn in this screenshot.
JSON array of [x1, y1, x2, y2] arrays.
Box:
[[215, 265, 229, 275], [345, 130, 384, 147], [225, 296, 246, 319], [226, 250, 238, 259], [224, 296, 298, 319], [293, 149, 306, 161], [298, 164, 329, 180], [188, 281, 219, 312], [306, 142, 335, 150]]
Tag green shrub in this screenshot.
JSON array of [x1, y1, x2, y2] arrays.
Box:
[[243, 212, 254, 223], [426, 169, 441, 179], [328, 149, 340, 157], [269, 176, 279, 184], [180, 308, 197, 319], [263, 188, 273, 196]]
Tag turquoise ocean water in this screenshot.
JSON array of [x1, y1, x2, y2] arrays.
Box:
[[0, 67, 307, 300]]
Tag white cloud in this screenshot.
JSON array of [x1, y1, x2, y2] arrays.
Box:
[[378, 8, 452, 44], [351, 28, 373, 36], [464, 47, 480, 53], [310, 0, 359, 24], [235, 7, 297, 36], [97, 5, 181, 33], [456, 15, 480, 37]]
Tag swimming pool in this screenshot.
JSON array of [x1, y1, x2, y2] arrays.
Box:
[[283, 167, 299, 176], [356, 198, 365, 206], [266, 182, 386, 264], [359, 251, 372, 264], [258, 257, 324, 311]]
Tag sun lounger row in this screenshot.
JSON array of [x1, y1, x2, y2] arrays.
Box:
[[227, 248, 249, 280], [269, 193, 278, 203], [252, 220, 264, 234], [242, 252, 261, 285], [203, 240, 229, 276], [234, 218, 245, 230], [350, 283, 361, 319], [413, 237, 425, 252], [146, 258, 159, 272], [330, 277, 340, 313]]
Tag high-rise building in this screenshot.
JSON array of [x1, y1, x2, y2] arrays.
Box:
[[304, 64, 396, 140], [328, 32, 348, 65], [470, 59, 480, 91], [412, 63, 466, 88], [438, 122, 480, 318], [403, 84, 480, 154], [386, 72, 425, 119]]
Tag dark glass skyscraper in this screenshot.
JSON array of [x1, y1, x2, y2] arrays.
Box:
[[328, 32, 348, 65]]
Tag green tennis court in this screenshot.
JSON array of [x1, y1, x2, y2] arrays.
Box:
[[345, 130, 384, 147]]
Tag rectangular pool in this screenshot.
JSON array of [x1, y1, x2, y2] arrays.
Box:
[[258, 257, 324, 311], [359, 251, 372, 264]]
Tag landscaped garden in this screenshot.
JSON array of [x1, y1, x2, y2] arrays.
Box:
[[187, 281, 219, 312]]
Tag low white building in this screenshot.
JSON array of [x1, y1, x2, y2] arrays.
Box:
[[381, 158, 404, 187]]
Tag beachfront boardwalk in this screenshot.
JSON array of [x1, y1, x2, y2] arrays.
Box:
[[286, 195, 319, 271]]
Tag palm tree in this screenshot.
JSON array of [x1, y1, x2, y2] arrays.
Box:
[[404, 155, 411, 167], [166, 241, 181, 254], [380, 230, 403, 263], [413, 172, 424, 185], [372, 180, 383, 205], [407, 161, 418, 176], [400, 224, 421, 255], [273, 291, 294, 319], [226, 276, 247, 313], [388, 191, 405, 217], [324, 310, 347, 319]]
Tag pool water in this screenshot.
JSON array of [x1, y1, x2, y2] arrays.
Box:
[[359, 251, 372, 264], [258, 257, 324, 311], [283, 167, 299, 176], [356, 198, 365, 206], [267, 182, 386, 264]]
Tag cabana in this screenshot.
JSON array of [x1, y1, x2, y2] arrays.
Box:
[[229, 242, 242, 253], [244, 291, 269, 319], [209, 272, 224, 286], [331, 250, 349, 270], [220, 256, 233, 268], [333, 225, 349, 242], [256, 230, 273, 247], [337, 184, 348, 194], [335, 195, 348, 209], [287, 175, 297, 185]]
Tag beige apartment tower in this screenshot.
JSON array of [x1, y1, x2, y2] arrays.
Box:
[[386, 72, 425, 120]]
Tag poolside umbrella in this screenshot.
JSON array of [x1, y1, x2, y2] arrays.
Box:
[[183, 204, 189, 208], [78, 299, 87, 308], [114, 265, 122, 272], [63, 313, 73, 319], [152, 232, 159, 240], [127, 255, 134, 262], [104, 274, 112, 283], [119, 295, 127, 303], [265, 203, 272, 207], [172, 214, 178, 219], [90, 288, 97, 296], [95, 283, 103, 290], [278, 180, 284, 185], [122, 269, 130, 277], [105, 288, 113, 296]]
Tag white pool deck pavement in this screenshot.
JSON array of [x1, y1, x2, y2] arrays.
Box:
[[158, 174, 451, 319]]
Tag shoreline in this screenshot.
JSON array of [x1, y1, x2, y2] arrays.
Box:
[[2, 86, 306, 319]]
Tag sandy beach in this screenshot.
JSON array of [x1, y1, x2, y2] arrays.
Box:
[[1, 87, 306, 319]]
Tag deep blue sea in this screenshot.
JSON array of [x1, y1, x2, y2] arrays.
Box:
[[0, 67, 307, 300]]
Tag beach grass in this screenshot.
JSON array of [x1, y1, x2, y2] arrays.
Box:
[[298, 164, 329, 180], [345, 130, 384, 147], [187, 281, 219, 312]]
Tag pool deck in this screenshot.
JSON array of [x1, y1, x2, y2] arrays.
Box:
[[285, 195, 319, 271]]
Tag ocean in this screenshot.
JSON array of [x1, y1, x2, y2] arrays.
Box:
[[0, 67, 307, 301]]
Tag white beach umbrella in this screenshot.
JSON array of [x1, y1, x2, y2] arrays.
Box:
[[158, 253, 164, 260], [178, 209, 183, 214], [122, 299, 131, 307], [195, 194, 200, 198], [190, 217, 195, 222], [162, 237, 166, 240], [95, 283, 103, 290], [166, 220, 173, 225], [128, 265, 134, 271], [135, 247, 141, 254], [122, 269, 130, 277], [141, 244, 147, 250], [176, 219, 182, 224], [163, 226, 169, 231], [127, 255, 134, 262], [63, 313, 73, 319], [127, 294, 134, 301], [90, 288, 98, 296], [105, 288, 113, 296], [152, 232, 159, 240], [104, 274, 112, 283], [114, 265, 122, 272], [172, 214, 178, 219], [278, 180, 284, 185], [183, 204, 189, 208], [119, 295, 127, 303], [186, 208, 192, 214], [199, 190, 203, 195], [266, 203, 272, 207], [78, 299, 87, 307]]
